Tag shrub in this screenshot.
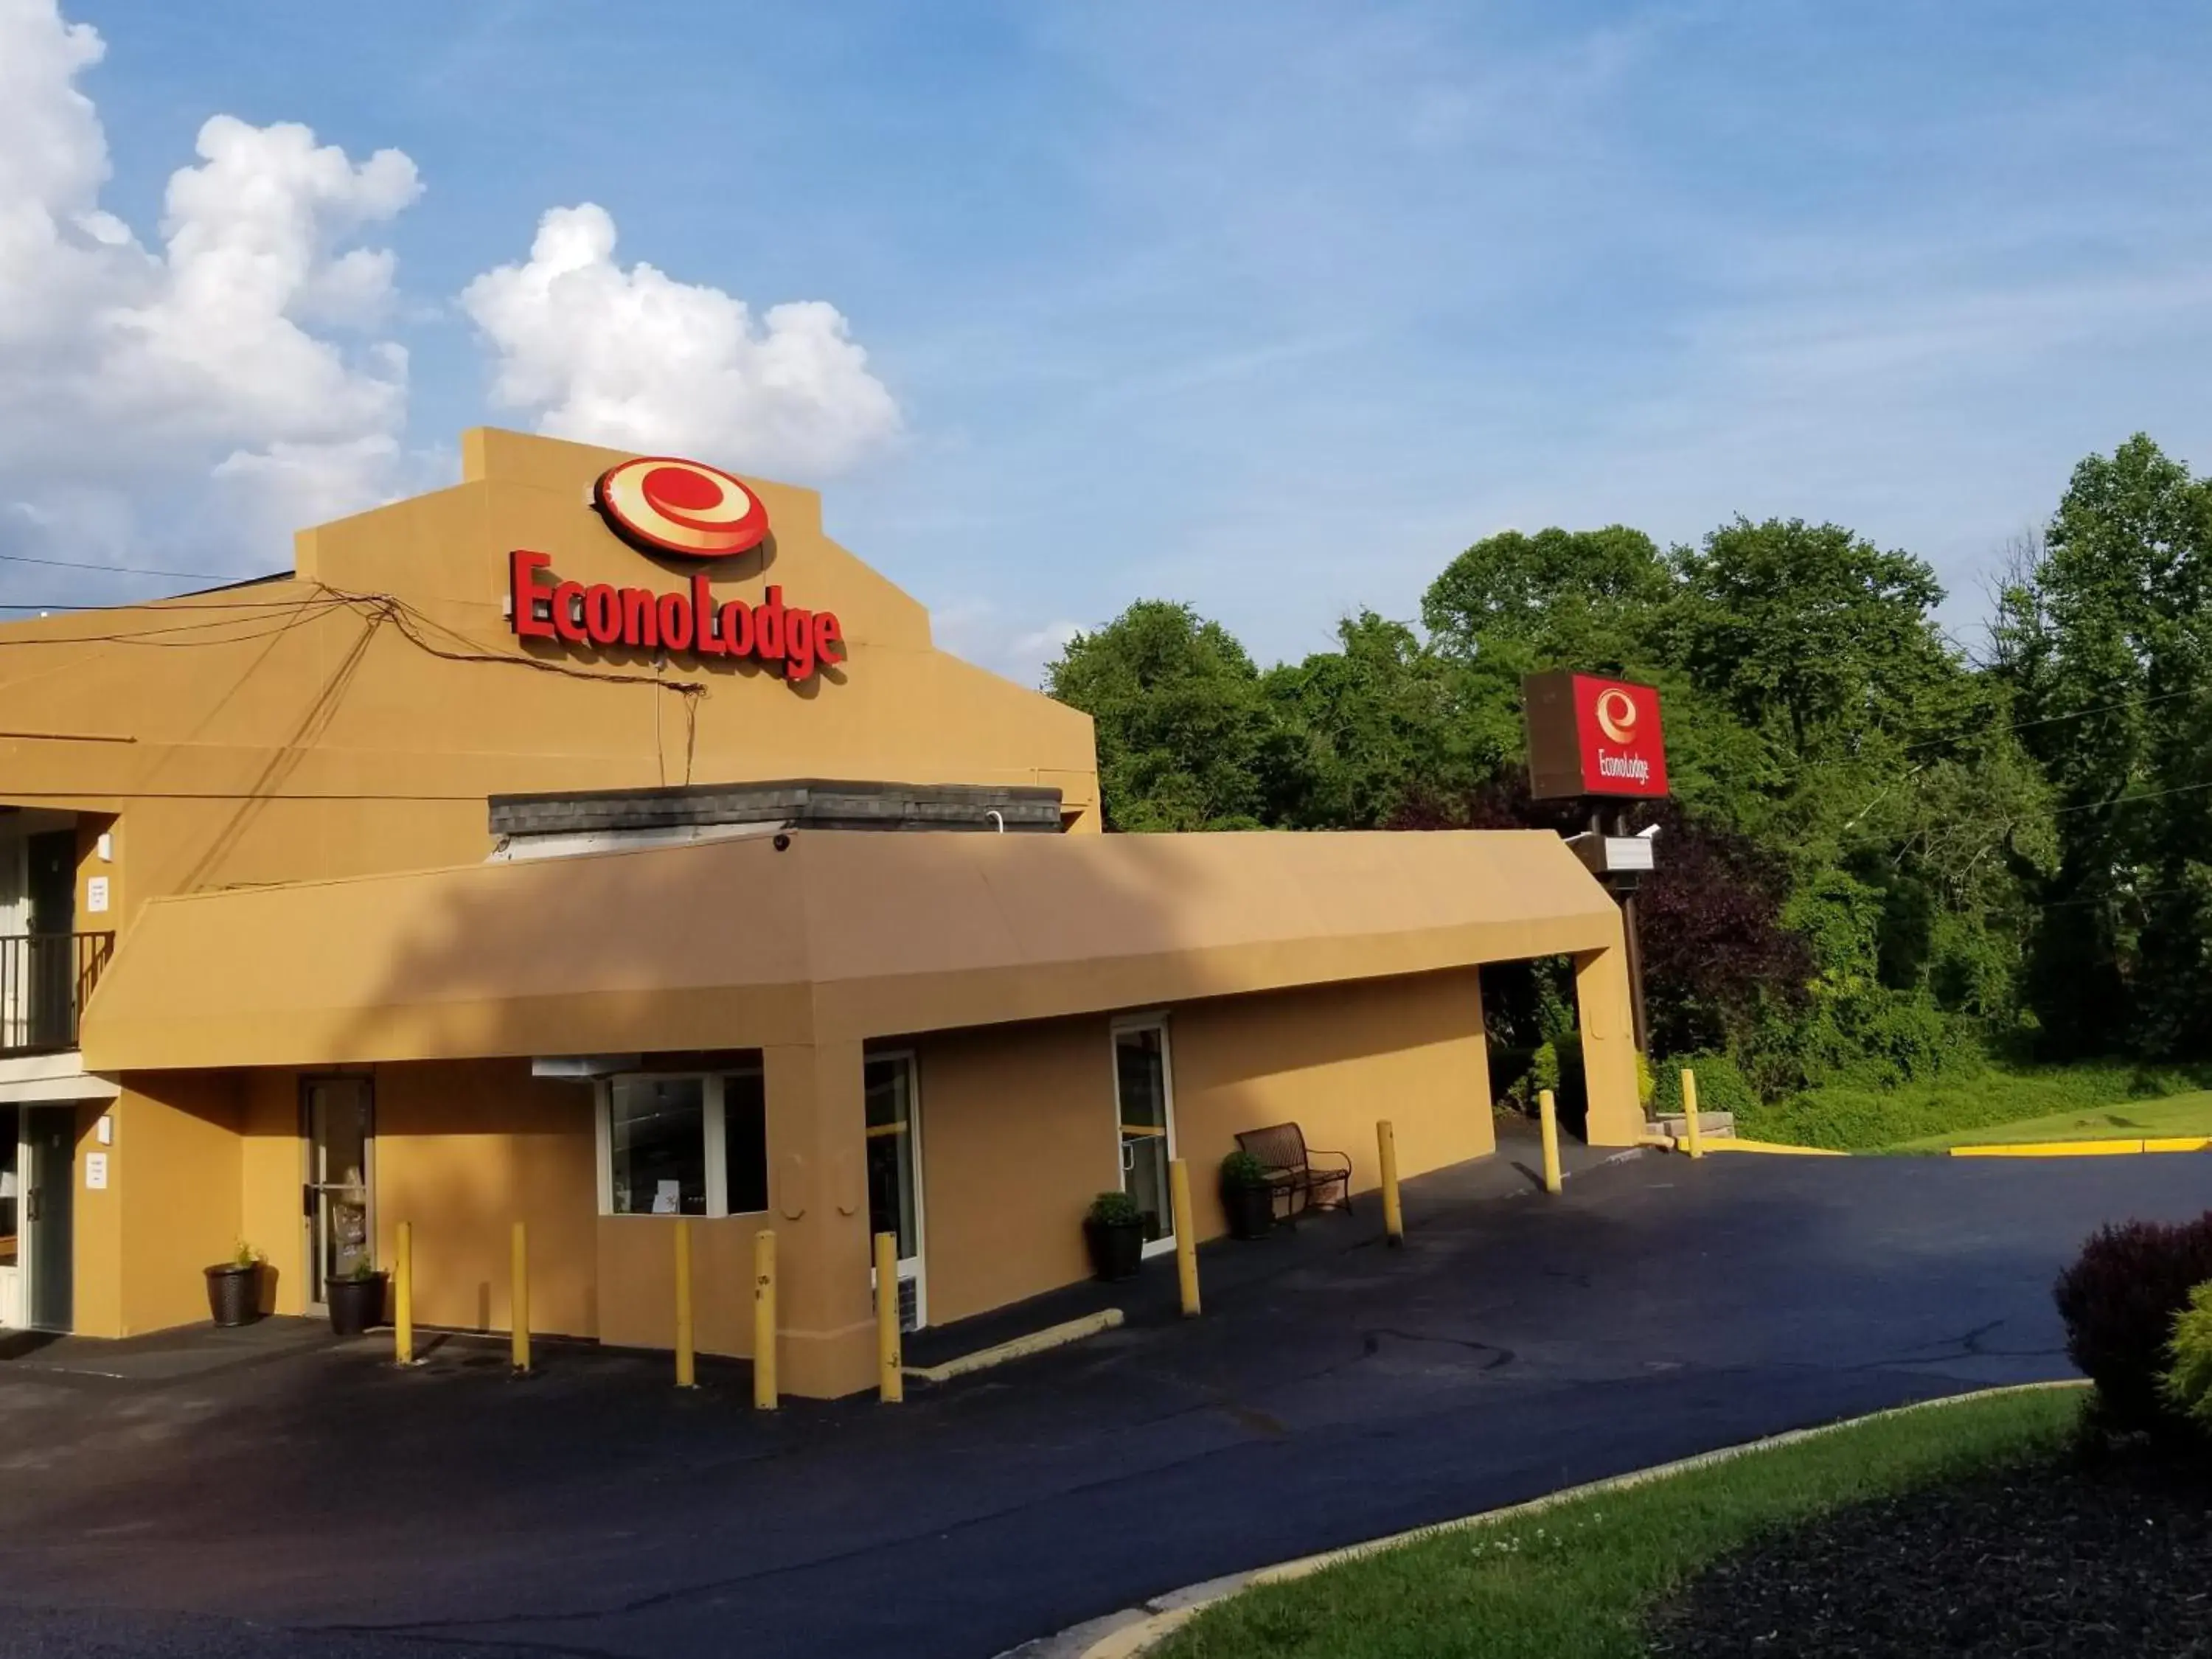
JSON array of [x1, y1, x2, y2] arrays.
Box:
[[1495, 1042, 1562, 1114], [1649, 1054, 1759, 1121], [2160, 1281, 2212, 1434], [1088, 1190, 1141, 1226], [1219, 1150, 1267, 1187], [2052, 1214, 2212, 1430]]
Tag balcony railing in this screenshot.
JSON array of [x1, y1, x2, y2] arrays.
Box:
[[0, 932, 115, 1057]]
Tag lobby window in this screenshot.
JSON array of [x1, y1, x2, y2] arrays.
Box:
[[599, 1063, 768, 1218]]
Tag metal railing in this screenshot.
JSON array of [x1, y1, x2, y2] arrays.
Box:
[[0, 932, 115, 1056]]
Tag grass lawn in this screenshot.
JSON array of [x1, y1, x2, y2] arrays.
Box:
[[1736, 1059, 2212, 1152], [1150, 1386, 2082, 1659], [1898, 1089, 2212, 1150]]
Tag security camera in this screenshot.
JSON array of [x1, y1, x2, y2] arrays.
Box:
[[1636, 824, 1660, 840]]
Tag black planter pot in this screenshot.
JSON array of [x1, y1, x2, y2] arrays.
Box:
[[1222, 1180, 1277, 1241], [204, 1263, 263, 1328], [327, 1273, 389, 1338], [1083, 1217, 1145, 1281]]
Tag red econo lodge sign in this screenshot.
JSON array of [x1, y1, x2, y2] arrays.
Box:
[[507, 456, 844, 682], [1523, 671, 1669, 799]]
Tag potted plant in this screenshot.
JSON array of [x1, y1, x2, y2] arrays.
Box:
[[1083, 1191, 1146, 1281], [204, 1242, 265, 1328], [1220, 1150, 1277, 1241], [326, 1257, 389, 1338]]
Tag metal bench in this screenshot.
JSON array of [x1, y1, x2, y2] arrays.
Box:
[[1234, 1122, 1353, 1222]]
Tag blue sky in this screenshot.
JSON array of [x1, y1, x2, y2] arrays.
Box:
[[16, 1, 2212, 681]]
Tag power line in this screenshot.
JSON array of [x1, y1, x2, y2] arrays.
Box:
[[2033, 884, 2197, 912], [0, 596, 357, 647], [2052, 777, 2212, 816], [0, 549, 241, 580]]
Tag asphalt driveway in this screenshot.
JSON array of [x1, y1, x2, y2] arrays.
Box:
[[0, 1146, 2204, 1659]]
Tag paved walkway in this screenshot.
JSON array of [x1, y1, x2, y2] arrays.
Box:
[[0, 1144, 2200, 1659]]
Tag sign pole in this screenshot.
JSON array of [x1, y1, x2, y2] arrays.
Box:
[[1620, 884, 1650, 1054], [1613, 805, 1651, 1055]]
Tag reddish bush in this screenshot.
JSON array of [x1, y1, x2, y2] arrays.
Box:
[[1391, 778, 1809, 1057], [2052, 1213, 2212, 1430]]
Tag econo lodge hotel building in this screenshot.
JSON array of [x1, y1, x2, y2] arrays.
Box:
[[0, 429, 1641, 1397]]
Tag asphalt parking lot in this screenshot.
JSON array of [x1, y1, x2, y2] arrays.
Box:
[[0, 1142, 2204, 1659]]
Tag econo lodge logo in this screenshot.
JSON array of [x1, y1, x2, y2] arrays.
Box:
[[594, 457, 771, 559], [1594, 686, 1638, 745], [507, 453, 844, 682]]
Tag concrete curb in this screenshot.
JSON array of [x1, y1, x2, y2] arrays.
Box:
[[1003, 1379, 2089, 1659], [906, 1310, 1125, 1385], [1950, 1137, 2212, 1158], [1701, 1138, 1848, 1157]]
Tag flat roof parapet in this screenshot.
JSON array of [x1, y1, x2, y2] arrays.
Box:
[[487, 778, 1065, 838]]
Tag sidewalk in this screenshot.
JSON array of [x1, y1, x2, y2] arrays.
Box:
[[0, 1315, 347, 1382]]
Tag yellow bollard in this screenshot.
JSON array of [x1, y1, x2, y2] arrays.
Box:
[[876, 1231, 904, 1403], [1377, 1119, 1404, 1247], [752, 1229, 778, 1411], [510, 1220, 531, 1373], [394, 1220, 414, 1366], [1169, 1158, 1200, 1317], [1681, 1068, 1703, 1161], [674, 1220, 696, 1389], [1538, 1089, 1563, 1195]]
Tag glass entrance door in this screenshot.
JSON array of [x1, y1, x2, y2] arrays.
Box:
[[1113, 1020, 1177, 1257], [23, 1107, 73, 1332], [863, 1053, 925, 1331], [304, 1078, 374, 1309]]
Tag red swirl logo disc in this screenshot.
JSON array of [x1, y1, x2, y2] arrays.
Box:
[[1595, 686, 1638, 743], [594, 457, 770, 559]]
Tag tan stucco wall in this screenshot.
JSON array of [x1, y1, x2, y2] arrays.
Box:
[[0, 426, 1099, 944], [910, 967, 1494, 1335], [372, 1061, 598, 1340], [1169, 968, 1492, 1236], [116, 1074, 245, 1335], [917, 1015, 1120, 1326], [69, 1102, 122, 1337], [596, 1215, 763, 1359], [240, 1071, 305, 1315], [761, 1040, 875, 1398], [66, 1077, 248, 1338], [89, 967, 1499, 1378]]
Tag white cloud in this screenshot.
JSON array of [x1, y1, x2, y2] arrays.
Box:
[[932, 597, 1080, 689], [0, 0, 423, 585], [460, 203, 901, 478]]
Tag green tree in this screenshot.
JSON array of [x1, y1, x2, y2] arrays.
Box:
[[1669, 518, 1969, 764], [1046, 600, 1293, 831], [1998, 435, 2212, 1056], [1261, 611, 1509, 828], [1422, 525, 1671, 670]]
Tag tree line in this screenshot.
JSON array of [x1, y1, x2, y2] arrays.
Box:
[[1045, 434, 2212, 1103]]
